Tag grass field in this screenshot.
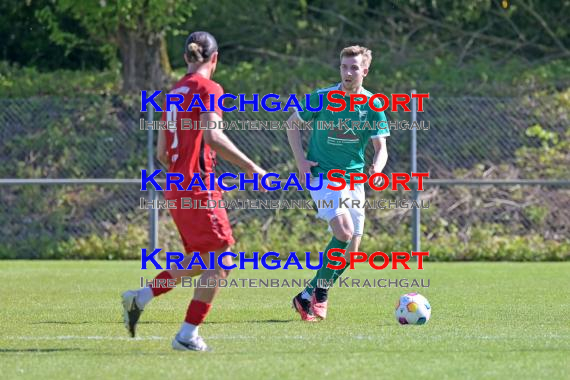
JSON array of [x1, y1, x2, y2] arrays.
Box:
[[1, 261, 569, 379]]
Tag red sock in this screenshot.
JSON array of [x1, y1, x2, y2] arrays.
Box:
[[185, 300, 212, 325], [150, 271, 174, 297]]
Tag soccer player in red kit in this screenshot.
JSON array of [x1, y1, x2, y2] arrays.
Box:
[[121, 31, 267, 351]]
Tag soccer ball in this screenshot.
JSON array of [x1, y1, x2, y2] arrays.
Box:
[[395, 293, 431, 325]]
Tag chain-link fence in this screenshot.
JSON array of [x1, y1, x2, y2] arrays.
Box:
[[1, 93, 568, 259]]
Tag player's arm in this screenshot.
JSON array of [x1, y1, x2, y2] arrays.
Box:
[[285, 112, 307, 165], [156, 127, 169, 168], [369, 137, 388, 186], [201, 111, 267, 184], [368, 100, 389, 181], [285, 111, 318, 185]]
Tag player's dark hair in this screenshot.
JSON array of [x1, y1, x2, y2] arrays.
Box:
[[185, 31, 218, 63]]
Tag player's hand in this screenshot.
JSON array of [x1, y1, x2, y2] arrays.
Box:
[[297, 159, 319, 186], [246, 163, 268, 193], [369, 164, 384, 188]]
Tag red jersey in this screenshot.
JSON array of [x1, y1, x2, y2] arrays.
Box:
[[162, 72, 223, 195]]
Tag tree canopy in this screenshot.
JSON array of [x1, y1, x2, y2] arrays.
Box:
[[1, 0, 568, 94]]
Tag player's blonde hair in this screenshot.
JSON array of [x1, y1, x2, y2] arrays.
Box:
[[340, 45, 372, 68]]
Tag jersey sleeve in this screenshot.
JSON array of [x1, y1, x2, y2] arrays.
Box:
[[368, 98, 390, 139], [296, 91, 322, 122], [202, 81, 224, 118]]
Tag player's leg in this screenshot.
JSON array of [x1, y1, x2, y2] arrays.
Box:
[[304, 213, 354, 320], [310, 235, 361, 319], [331, 235, 361, 282], [170, 190, 235, 350], [172, 247, 232, 351], [123, 193, 234, 338], [309, 185, 365, 319], [331, 184, 366, 283], [292, 179, 353, 321], [122, 205, 207, 337], [307, 213, 354, 291], [125, 251, 206, 308], [121, 250, 207, 338]]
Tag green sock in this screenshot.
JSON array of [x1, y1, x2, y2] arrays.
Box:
[[305, 236, 350, 295], [331, 261, 350, 283]]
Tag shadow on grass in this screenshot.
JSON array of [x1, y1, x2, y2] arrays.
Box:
[[33, 319, 294, 325], [0, 348, 84, 353], [32, 321, 176, 325], [33, 321, 90, 325], [204, 319, 293, 324]]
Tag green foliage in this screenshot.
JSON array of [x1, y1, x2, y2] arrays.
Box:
[[1, 80, 567, 261], [515, 91, 570, 179], [525, 124, 559, 148], [0, 94, 146, 260], [0, 0, 110, 70], [3, 0, 570, 94], [423, 226, 570, 261], [1, 2, 569, 262], [48, 224, 148, 260], [232, 215, 569, 262], [0, 224, 148, 260], [36, 0, 194, 53], [0, 96, 144, 178], [3, 214, 566, 261], [523, 206, 550, 228], [0, 61, 119, 97]]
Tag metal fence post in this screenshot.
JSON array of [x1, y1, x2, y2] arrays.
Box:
[[147, 108, 158, 251], [411, 89, 420, 252]]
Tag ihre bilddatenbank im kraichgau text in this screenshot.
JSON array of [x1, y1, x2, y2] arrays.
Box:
[[139, 170, 431, 210]]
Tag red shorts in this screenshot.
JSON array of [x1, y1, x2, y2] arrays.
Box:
[[167, 190, 235, 253]]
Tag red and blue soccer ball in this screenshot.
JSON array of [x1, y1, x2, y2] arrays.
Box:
[[395, 293, 431, 325]]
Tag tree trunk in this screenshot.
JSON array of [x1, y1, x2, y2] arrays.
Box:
[[117, 24, 170, 93]]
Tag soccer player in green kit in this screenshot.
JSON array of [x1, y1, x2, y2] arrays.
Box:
[[286, 46, 390, 321]]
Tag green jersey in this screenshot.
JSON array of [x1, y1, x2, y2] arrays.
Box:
[[297, 83, 390, 180]]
